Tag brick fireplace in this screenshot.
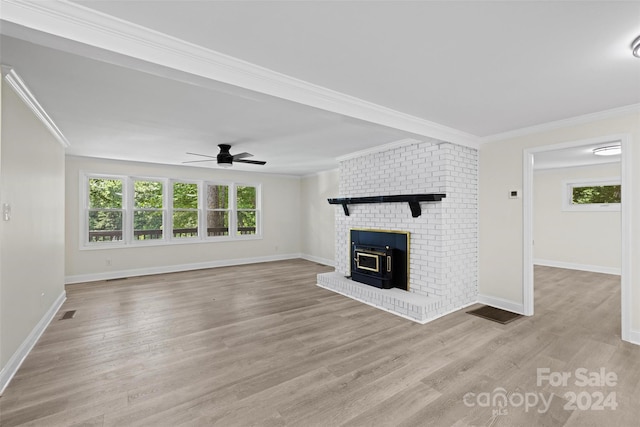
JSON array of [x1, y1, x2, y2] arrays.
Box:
[[317, 140, 478, 323]]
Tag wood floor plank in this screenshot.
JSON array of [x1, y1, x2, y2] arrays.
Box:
[[0, 261, 638, 426]]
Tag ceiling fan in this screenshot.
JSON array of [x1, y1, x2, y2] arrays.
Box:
[[183, 144, 266, 167]]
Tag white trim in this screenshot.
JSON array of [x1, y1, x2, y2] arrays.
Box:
[[336, 138, 426, 162], [534, 259, 621, 276], [300, 253, 335, 267], [65, 253, 302, 284], [523, 151, 535, 316], [524, 134, 634, 345], [620, 135, 633, 343], [628, 329, 640, 346], [482, 103, 640, 144], [477, 294, 525, 315], [1, 0, 478, 148], [2, 67, 70, 148], [0, 290, 66, 395]]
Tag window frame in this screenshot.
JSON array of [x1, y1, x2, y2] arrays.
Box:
[[83, 173, 127, 248], [170, 180, 201, 241], [234, 182, 262, 239], [80, 173, 262, 250], [129, 177, 168, 244], [204, 181, 232, 239], [562, 177, 621, 212]]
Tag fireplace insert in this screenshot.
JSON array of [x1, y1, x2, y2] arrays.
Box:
[[351, 244, 395, 289], [350, 229, 409, 290]]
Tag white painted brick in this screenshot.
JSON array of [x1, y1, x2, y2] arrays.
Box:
[[334, 142, 478, 322]]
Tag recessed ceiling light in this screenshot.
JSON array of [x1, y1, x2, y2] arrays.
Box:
[[593, 145, 621, 156], [633, 35, 640, 58]]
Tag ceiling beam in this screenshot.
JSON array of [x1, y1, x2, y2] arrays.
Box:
[[1, 0, 479, 149]]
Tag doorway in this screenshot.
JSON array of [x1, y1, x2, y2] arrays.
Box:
[[523, 134, 631, 342]]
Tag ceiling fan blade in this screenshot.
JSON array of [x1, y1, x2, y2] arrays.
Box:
[[186, 152, 217, 159], [232, 152, 253, 160], [235, 159, 266, 165], [182, 159, 216, 164]]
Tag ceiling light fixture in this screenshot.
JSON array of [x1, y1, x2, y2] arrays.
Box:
[[632, 35, 640, 58], [593, 145, 621, 156]]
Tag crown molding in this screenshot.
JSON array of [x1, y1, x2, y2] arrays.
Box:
[[1, 0, 479, 148], [336, 138, 427, 162], [2, 67, 70, 148], [480, 103, 640, 144]]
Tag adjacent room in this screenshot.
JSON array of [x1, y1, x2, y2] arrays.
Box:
[[1, 1, 640, 426]]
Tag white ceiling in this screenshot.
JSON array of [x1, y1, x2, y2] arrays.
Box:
[[2, 1, 640, 175], [533, 141, 621, 170]]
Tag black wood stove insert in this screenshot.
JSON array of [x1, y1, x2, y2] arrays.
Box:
[[350, 229, 409, 290]]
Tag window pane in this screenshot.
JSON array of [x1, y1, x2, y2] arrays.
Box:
[[572, 185, 621, 204], [207, 211, 229, 236], [134, 211, 163, 240], [134, 181, 163, 208], [237, 211, 256, 235], [207, 184, 229, 209], [173, 211, 198, 237], [173, 182, 198, 209], [88, 210, 122, 241], [89, 178, 122, 208], [236, 186, 256, 209]]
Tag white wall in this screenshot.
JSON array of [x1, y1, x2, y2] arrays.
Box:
[[534, 163, 621, 273], [300, 169, 338, 265], [479, 112, 640, 338], [65, 156, 302, 282], [0, 80, 66, 383]]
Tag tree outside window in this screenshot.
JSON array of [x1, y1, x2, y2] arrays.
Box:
[[236, 185, 257, 235], [173, 182, 199, 238], [207, 184, 229, 236], [134, 180, 164, 240], [563, 178, 621, 212], [88, 178, 123, 242], [571, 184, 621, 205]]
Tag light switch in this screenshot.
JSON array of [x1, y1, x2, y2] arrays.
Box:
[[3, 203, 11, 221], [509, 190, 521, 199]]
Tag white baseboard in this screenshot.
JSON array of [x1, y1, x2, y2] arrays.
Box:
[[626, 329, 640, 346], [300, 253, 335, 267], [477, 293, 525, 315], [534, 259, 621, 276], [0, 290, 66, 395], [65, 253, 303, 284]]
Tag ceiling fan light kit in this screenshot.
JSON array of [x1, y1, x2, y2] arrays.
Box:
[[633, 35, 640, 58], [592, 145, 622, 156]]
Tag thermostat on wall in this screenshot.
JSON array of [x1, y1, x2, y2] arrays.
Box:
[[509, 190, 521, 199]]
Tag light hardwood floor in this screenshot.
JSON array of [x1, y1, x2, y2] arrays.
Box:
[[1, 260, 638, 426]]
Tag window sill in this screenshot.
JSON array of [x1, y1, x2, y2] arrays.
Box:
[[562, 204, 621, 212], [80, 234, 263, 250]]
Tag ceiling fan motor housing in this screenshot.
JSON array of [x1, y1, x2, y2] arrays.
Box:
[[217, 144, 233, 165]]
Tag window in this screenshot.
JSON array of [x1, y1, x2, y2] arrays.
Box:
[[563, 178, 621, 211], [236, 185, 258, 236], [82, 174, 260, 248], [206, 184, 229, 236], [172, 182, 199, 238], [133, 180, 164, 240], [87, 177, 124, 242]]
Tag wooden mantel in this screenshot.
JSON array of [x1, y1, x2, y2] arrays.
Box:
[[327, 194, 446, 218]]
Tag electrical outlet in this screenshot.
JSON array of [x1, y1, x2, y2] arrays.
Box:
[[106, 258, 112, 266]]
